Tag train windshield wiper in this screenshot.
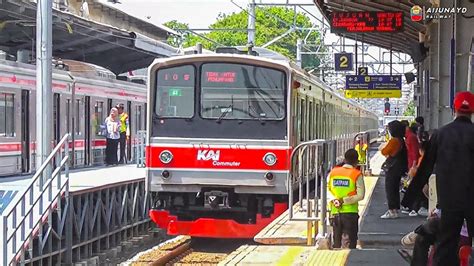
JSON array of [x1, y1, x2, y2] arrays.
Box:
[[248, 104, 265, 123], [216, 104, 233, 123]]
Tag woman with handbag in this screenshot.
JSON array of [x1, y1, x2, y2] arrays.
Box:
[[380, 120, 408, 219]]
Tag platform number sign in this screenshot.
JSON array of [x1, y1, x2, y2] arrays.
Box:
[[358, 67, 368, 76], [334, 53, 353, 71]]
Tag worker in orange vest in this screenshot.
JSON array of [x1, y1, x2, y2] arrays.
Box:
[[328, 149, 366, 249]]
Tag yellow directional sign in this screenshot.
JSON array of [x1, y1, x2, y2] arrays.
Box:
[[345, 90, 402, 98]]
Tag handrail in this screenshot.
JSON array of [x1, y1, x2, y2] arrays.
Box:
[[288, 139, 337, 245], [2, 133, 70, 265]]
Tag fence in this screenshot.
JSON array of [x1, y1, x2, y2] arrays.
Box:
[[288, 139, 337, 245], [2, 134, 70, 265]]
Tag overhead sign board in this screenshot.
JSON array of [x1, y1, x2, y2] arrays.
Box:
[[345, 75, 402, 98], [334, 53, 353, 71], [358, 67, 368, 75], [331, 12, 404, 33]]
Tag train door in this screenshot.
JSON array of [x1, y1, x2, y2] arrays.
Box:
[[126, 101, 132, 161], [53, 93, 61, 145], [20, 90, 30, 173], [84, 96, 91, 165], [73, 97, 85, 167]]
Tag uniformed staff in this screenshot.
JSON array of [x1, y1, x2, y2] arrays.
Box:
[[354, 136, 368, 165], [116, 103, 130, 164], [328, 149, 366, 249]]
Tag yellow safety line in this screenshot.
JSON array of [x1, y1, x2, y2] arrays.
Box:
[[276, 246, 305, 266], [306, 250, 350, 266]]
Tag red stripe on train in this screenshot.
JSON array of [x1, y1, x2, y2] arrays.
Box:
[[146, 146, 291, 171], [0, 140, 108, 152]]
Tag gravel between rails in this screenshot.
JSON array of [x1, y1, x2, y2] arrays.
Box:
[[123, 237, 253, 266], [172, 238, 253, 265]]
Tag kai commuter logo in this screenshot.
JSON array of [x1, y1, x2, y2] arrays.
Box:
[[197, 150, 220, 161]]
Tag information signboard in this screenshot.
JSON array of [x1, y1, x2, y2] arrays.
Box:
[[345, 75, 402, 98], [331, 11, 404, 33], [358, 67, 368, 75], [334, 53, 353, 71]]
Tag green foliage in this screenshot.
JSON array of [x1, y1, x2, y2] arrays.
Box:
[[163, 7, 326, 70], [404, 101, 416, 117], [163, 20, 200, 47]]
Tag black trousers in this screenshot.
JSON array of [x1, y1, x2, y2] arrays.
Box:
[[385, 172, 402, 210], [105, 138, 119, 165], [433, 210, 474, 266], [411, 218, 440, 266], [331, 213, 359, 249], [118, 132, 126, 163]]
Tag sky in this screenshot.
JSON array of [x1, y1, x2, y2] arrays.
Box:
[[110, 0, 414, 110], [114, 0, 319, 28]]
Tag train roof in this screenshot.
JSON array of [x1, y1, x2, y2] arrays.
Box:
[[150, 52, 377, 118]]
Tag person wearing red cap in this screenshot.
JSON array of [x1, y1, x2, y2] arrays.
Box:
[[402, 91, 474, 265]]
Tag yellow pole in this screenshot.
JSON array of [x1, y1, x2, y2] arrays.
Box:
[[307, 201, 313, 246]]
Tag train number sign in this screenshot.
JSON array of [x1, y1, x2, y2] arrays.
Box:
[[358, 67, 368, 75], [334, 53, 353, 71]]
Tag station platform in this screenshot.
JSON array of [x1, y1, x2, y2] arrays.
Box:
[[221, 145, 425, 266], [0, 164, 145, 214]]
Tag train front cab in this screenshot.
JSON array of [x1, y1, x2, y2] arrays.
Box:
[[146, 56, 294, 238]]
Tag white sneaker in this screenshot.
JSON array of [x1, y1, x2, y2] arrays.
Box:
[[409, 210, 419, 217], [381, 210, 399, 219], [401, 206, 410, 214], [418, 207, 429, 217]]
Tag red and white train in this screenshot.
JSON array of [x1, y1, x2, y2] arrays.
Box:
[[146, 49, 378, 238], [0, 58, 147, 176]]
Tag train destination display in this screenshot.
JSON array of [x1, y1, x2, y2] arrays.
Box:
[[345, 75, 402, 98], [331, 11, 403, 33]]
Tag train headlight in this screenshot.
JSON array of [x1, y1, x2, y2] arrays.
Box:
[[159, 150, 173, 164], [264, 172, 274, 182], [263, 152, 277, 166]]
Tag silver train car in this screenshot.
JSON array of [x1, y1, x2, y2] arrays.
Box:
[[146, 51, 378, 238], [0, 58, 147, 176]]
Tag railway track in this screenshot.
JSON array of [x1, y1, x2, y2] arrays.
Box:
[[128, 236, 250, 265]]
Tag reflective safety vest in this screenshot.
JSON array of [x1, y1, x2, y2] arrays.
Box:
[[355, 143, 368, 164], [328, 166, 361, 215], [119, 113, 128, 133]]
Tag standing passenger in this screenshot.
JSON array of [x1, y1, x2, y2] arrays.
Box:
[[328, 149, 365, 249], [407, 91, 474, 265], [355, 136, 368, 165], [116, 104, 130, 164], [105, 107, 121, 165], [380, 120, 408, 219]]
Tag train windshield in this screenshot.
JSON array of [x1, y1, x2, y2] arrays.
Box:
[[155, 65, 195, 118], [200, 63, 286, 120]]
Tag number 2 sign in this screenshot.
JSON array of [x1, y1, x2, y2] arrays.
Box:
[[334, 53, 353, 71]]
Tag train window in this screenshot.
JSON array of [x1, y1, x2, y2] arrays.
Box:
[[66, 99, 71, 134], [0, 93, 15, 137], [75, 99, 81, 135], [136, 105, 143, 130], [309, 101, 313, 140], [94, 101, 105, 136], [200, 63, 286, 120], [155, 65, 195, 118], [299, 98, 305, 141]]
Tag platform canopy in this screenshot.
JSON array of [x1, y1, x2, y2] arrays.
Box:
[[313, 0, 430, 55], [0, 0, 178, 74]]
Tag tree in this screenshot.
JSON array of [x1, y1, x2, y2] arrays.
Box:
[[404, 100, 416, 117], [163, 20, 200, 47], [163, 7, 327, 70]]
